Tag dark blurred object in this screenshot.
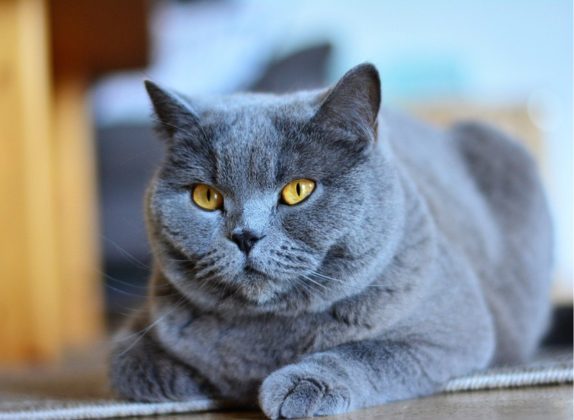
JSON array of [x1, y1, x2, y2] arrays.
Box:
[[543, 305, 574, 347], [49, 0, 149, 79], [97, 125, 162, 320], [98, 125, 162, 267], [250, 44, 332, 93]]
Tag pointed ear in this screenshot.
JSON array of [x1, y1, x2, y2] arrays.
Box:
[[312, 63, 381, 140], [144, 80, 203, 141]]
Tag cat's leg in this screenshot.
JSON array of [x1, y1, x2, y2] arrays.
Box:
[[110, 314, 214, 402], [259, 335, 492, 419]]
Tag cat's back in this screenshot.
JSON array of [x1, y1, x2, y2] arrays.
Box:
[[448, 120, 553, 362], [380, 109, 501, 263], [381, 109, 553, 363], [380, 108, 550, 259]]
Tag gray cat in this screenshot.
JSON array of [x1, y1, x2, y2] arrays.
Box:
[[110, 63, 553, 418]]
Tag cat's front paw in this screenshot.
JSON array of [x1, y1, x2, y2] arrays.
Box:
[[110, 334, 209, 402], [259, 361, 351, 419]]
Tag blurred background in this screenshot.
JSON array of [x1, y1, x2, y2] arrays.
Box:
[[0, 0, 572, 365]]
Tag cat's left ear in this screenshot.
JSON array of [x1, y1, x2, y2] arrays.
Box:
[[144, 80, 203, 142], [312, 63, 381, 141]]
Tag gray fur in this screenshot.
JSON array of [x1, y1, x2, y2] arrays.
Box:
[[109, 64, 553, 418]]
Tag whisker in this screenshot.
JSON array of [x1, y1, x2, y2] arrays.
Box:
[[293, 278, 314, 296], [194, 265, 221, 281], [104, 283, 150, 298], [101, 235, 150, 270], [113, 308, 146, 317], [115, 295, 189, 352], [308, 271, 346, 284], [298, 277, 320, 294], [103, 270, 178, 293], [101, 273, 149, 290], [310, 271, 390, 291], [301, 274, 329, 291], [269, 257, 309, 273]]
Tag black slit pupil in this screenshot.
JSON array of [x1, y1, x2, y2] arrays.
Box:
[[296, 183, 301, 196], [206, 188, 211, 202]]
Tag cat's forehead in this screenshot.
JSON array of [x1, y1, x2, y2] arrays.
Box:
[[165, 89, 338, 194], [188, 94, 316, 188], [191, 89, 323, 117], [203, 110, 287, 193]]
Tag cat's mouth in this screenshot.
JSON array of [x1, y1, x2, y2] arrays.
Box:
[[243, 259, 277, 279], [232, 270, 277, 305], [228, 260, 290, 305], [244, 264, 263, 275]]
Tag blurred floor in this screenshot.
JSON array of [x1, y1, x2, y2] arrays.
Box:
[[163, 386, 573, 420]]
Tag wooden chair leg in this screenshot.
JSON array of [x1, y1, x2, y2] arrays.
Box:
[[0, 0, 103, 364]]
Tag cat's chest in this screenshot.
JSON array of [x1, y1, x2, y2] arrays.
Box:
[[160, 312, 321, 366], [154, 309, 368, 398]]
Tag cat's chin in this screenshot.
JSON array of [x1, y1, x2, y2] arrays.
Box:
[[232, 266, 282, 305]]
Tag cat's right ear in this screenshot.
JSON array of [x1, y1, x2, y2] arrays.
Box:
[[144, 80, 203, 142], [311, 63, 381, 142]]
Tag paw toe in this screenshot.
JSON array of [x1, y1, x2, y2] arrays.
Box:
[[279, 379, 324, 418], [315, 388, 350, 416]]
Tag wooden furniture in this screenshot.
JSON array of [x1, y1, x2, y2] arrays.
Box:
[[0, 0, 148, 364]]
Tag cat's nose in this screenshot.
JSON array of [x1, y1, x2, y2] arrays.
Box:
[[230, 229, 262, 254]]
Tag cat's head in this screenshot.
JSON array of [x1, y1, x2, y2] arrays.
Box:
[[145, 64, 403, 314]]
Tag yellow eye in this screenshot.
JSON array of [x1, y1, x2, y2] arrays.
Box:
[[281, 179, 316, 205], [192, 184, 223, 211]]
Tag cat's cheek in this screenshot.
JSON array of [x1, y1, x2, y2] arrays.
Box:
[[277, 202, 335, 249], [281, 206, 348, 250], [160, 192, 226, 255]]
